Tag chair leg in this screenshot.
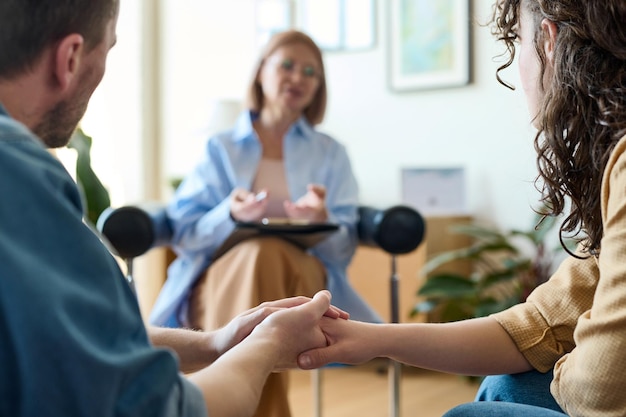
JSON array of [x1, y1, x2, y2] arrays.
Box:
[[124, 257, 137, 295], [312, 368, 322, 417], [389, 359, 401, 417], [389, 255, 400, 417]]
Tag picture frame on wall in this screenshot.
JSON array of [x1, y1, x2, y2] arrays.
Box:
[[388, 0, 471, 91]]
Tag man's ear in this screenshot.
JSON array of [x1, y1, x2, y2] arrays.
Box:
[[541, 19, 558, 63], [53, 34, 84, 91]]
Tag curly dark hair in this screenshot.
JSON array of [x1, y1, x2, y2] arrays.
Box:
[[491, 0, 626, 255]]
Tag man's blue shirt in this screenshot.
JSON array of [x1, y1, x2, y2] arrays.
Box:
[[0, 104, 207, 417]]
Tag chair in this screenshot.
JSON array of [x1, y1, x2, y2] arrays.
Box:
[[97, 202, 425, 417]]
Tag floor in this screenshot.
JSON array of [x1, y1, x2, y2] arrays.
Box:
[[287, 359, 480, 417]]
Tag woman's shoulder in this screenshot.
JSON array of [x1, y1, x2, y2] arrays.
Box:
[[296, 118, 345, 148], [611, 134, 626, 157], [604, 134, 626, 175], [207, 111, 254, 143]]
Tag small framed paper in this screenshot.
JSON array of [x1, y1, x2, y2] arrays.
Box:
[[401, 167, 467, 216]]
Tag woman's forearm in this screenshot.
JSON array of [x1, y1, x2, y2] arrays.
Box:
[[376, 317, 532, 375], [303, 316, 532, 377]]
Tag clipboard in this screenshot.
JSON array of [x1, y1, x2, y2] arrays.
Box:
[[213, 220, 340, 260]]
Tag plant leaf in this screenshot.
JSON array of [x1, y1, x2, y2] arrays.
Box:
[[418, 274, 477, 298], [448, 223, 506, 241], [439, 301, 475, 322], [474, 297, 519, 317], [422, 241, 519, 275], [480, 270, 518, 288]]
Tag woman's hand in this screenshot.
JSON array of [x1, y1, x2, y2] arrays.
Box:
[[213, 293, 349, 358], [251, 290, 339, 371], [297, 318, 377, 369], [284, 183, 329, 222], [229, 187, 268, 222]]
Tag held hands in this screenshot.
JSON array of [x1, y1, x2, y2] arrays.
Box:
[[214, 291, 349, 361], [298, 317, 374, 370], [252, 290, 346, 371], [284, 184, 329, 223], [229, 187, 268, 222]]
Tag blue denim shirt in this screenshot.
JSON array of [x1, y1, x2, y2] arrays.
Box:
[[150, 111, 382, 327], [0, 104, 207, 417]]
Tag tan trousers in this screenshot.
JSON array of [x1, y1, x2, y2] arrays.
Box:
[[189, 237, 326, 417]]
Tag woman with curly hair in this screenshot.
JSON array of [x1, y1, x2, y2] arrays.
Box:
[[296, 1, 626, 415]]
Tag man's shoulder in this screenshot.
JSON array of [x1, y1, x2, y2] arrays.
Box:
[[0, 113, 35, 141], [0, 123, 61, 177]]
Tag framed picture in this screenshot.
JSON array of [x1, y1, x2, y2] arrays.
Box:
[[388, 0, 471, 91]]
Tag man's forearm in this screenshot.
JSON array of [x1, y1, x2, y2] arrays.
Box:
[[188, 332, 281, 417], [148, 325, 219, 373]]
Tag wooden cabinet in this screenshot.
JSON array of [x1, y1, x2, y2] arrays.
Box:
[[347, 244, 426, 323]]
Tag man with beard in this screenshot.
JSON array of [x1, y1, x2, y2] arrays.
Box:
[[0, 1, 342, 416]]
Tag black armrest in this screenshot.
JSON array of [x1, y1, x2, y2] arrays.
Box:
[[357, 205, 425, 255], [96, 203, 425, 260], [96, 202, 171, 259]]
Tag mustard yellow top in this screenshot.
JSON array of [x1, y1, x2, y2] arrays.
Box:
[[492, 135, 626, 417]]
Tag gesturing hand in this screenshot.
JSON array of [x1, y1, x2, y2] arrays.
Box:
[[284, 184, 329, 222], [229, 187, 268, 222]]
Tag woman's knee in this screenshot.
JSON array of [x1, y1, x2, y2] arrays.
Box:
[[475, 371, 563, 413], [444, 402, 566, 417], [476, 372, 550, 402], [237, 237, 297, 260]]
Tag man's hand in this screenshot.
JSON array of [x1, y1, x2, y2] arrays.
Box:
[[213, 293, 349, 358], [249, 290, 340, 370]]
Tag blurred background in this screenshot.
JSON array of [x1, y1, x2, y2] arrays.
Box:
[[79, 0, 537, 236]]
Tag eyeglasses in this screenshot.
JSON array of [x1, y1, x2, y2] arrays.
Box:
[[273, 58, 320, 79]]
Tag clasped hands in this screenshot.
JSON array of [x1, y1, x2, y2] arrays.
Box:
[[230, 184, 329, 223], [214, 290, 358, 372]]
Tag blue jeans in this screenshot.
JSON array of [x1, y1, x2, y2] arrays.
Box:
[[442, 371, 568, 416]]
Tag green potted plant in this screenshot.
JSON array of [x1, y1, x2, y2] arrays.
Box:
[[67, 127, 111, 225], [413, 209, 573, 323]]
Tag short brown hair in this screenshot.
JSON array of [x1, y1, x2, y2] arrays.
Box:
[[0, 0, 119, 80], [246, 30, 327, 126]]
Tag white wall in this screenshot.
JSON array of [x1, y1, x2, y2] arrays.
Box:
[[320, 1, 540, 231], [161, 0, 544, 232], [161, 0, 256, 190], [79, 0, 144, 206]]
